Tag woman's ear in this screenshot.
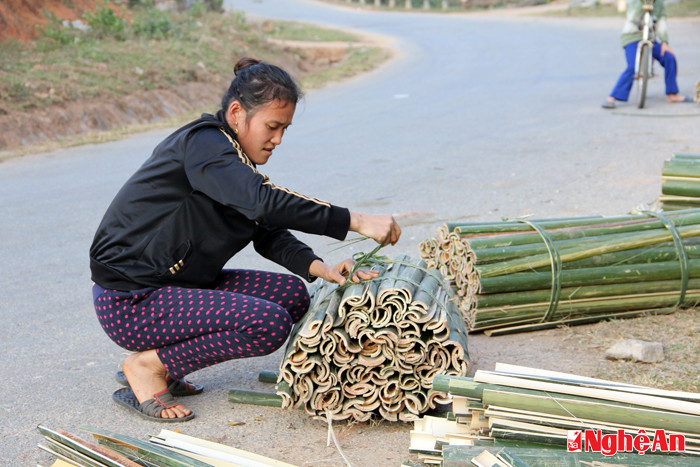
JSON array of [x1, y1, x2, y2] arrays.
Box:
[[227, 100, 242, 119], [225, 100, 244, 130]]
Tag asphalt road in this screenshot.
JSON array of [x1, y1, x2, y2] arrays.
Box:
[[1, 0, 699, 465]]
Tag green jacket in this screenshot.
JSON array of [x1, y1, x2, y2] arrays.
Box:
[[620, 0, 669, 48]]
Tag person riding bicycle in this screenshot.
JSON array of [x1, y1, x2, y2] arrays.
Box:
[[602, 0, 692, 109]]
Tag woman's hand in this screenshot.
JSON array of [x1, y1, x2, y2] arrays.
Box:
[[309, 258, 380, 286], [349, 212, 402, 246], [660, 42, 674, 57]]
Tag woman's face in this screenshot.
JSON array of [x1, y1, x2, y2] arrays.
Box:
[[228, 99, 295, 165]]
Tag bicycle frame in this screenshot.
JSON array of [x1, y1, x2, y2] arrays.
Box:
[[634, 0, 655, 107], [634, 3, 654, 75]]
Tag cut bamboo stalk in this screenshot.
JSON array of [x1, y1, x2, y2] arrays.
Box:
[[492, 363, 700, 402], [482, 390, 700, 434], [477, 224, 700, 278], [477, 260, 700, 294], [483, 402, 700, 438], [228, 389, 283, 407], [474, 371, 700, 415], [422, 208, 700, 335], [474, 278, 700, 308], [257, 370, 280, 384]]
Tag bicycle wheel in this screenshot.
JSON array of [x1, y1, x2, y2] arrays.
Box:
[[637, 44, 651, 109]]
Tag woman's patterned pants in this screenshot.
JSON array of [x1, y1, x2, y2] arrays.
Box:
[[93, 269, 309, 379]]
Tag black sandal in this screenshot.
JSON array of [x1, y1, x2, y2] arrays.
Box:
[[115, 370, 203, 396], [112, 387, 195, 422]]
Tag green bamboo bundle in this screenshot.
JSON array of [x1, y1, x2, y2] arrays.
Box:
[[659, 153, 700, 211], [409, 364, 700, 465], [419, 208, 700, 335], [274, 255, 470, 422]]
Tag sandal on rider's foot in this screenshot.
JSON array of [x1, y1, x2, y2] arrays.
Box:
[[112, 387, 195, 422], [601, 99, 616, 109], [115, 370, 203, 396]]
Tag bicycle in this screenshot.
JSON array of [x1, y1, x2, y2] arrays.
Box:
[[634, 0, 656, 108]]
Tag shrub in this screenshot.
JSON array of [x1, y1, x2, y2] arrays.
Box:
[[37, 11, 78, 45], [132, 7, 172, 38], [83, 3, 128, 40], [189, 0, 225, 16]]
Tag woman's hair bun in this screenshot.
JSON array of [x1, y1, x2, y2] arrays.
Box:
[[234, 57, 262, 75], [221, 57, 302, 112]]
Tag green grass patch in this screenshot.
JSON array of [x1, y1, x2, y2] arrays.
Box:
[[543, 0, 700, 17], [0, 8, 258, 113], [261, 20, 360, 42], [0, 4, 391, 157], [0, 5, 390, 115]]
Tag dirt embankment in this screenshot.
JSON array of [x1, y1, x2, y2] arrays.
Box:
[[0, 0, 180, 153], [0, 1, 365, 155], [0, 0, 121, 42]]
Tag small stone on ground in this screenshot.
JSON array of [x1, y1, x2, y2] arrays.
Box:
[[605, 339, 665, 363]]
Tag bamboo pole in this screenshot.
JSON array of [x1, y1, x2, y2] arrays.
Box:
[[228, 389, 284, 407], [474, 278, 700, 308], [483, 389, 700, 434], [422, 209, 700, 334], [477, 224, 700, 278], [477, 259, 700, 294], [423, 366, 700, 465], [473, 371, 700, 415]]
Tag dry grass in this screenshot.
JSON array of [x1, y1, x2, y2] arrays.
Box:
[[566, 308, 699, 392]]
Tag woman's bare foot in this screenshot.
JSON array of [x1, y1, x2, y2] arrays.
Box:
[[667, 94, 691, 103], [122, 350, 192, 420]]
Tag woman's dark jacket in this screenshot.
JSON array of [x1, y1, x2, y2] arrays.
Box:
[[90, 110, 350, 291]]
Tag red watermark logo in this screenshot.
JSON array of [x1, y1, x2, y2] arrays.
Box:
[[567, 429, 686, 456]]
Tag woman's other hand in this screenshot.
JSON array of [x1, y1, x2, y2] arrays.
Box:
[[660, 42, 674, 57], [309, 258, 380, 286], [349, 212, 401, 246]]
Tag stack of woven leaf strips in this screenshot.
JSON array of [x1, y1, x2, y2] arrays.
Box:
[[659, 153, 700, 211], [275, 254, 470, 422], [419, 208, 700, 336], [410, 363, 700, 465]]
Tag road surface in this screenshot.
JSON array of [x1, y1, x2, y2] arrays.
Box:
[[1, 0, 699, 465]]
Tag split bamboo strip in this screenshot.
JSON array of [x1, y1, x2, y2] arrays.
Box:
[[411, 364, 700, 465], [473, 370, 700, 415], [419, 208, 700, 334], [149, 429, 298, 467], [441, 445, 696, 467], [492, 362, 700, 402], [275, 255, 470, 422]]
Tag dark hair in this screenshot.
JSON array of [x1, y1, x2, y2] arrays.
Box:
[[221, 57, 303, 115]]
